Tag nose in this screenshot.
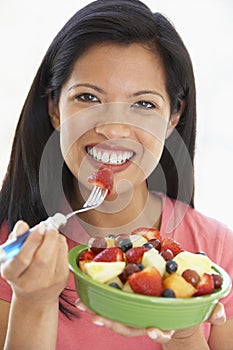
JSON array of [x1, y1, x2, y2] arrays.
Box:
[[95, 123, 131, 139]]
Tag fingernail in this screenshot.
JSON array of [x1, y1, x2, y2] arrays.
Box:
[[76, 303, 86, 311], [147, 330, 158, 340], [216, 309, 226, 322], [93, 319, 104, 327]]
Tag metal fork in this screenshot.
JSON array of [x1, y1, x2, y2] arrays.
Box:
[[0, 186, 108, 264], [66, 186, 108, 218]]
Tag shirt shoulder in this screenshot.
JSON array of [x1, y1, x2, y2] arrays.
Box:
[[161, 196, 231, 262]]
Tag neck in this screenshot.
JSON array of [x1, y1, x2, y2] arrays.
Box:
[[75, 183, 162, 237]]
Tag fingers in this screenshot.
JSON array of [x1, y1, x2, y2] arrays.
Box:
[[91, 315, 147, 337], [2, 222, 68, 284], [8, 220, 30, 240], [75, 299, 95, 314], [147, 328, 175, 343], [91, 316, 175, 341], [1, 224, 45, 279], [208, 303, 226, 325], [54, 233, 69, 285], [76, 299, 174, 341]]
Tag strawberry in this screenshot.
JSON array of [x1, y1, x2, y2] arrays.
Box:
[[128, 266, 163, 296], [131, 227, 162, 242], [125, 246, 149, 264], [79, 251, 96, 272], [161, 237, 184, 257], [79, 250, 96, 261], [93, 247, 124, 262], [194, 273, 215, 296], [88, 167, 113, 194]]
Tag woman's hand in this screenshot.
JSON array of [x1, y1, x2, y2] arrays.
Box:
[[1, 220, 69, 305], [75, 299, 226, 344], [0, 220, 69, 350], [75, 299, 174, 343]]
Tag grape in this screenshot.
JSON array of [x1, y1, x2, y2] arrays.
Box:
[[114, 234, 129, 247], [89, 237, 107, 254], [182, 269, 200, 287], [120, 263, 140, 283], [148, 239, 161, 252], [160, 249, 174, 261], [212, 274, 223, 289]]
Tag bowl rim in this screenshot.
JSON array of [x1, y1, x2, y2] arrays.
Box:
[[68, 244, 232, 305]]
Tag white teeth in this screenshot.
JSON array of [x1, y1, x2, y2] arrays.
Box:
[[102, 152, 110, 163], [110, 153, 118, 164], [117, 153, 123, 163], [97, 151, 102, 161], [87, 147, 134, 165], [93, 148, 97, 158]]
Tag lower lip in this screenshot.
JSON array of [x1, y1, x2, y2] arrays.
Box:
[[86, 152, 133, 173]]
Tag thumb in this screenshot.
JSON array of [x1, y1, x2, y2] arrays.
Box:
[[9, 220, 30, 239], [207, 303, 226, 325]]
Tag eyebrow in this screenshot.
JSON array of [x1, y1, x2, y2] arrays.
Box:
[[132, 90, 165, 102], [68, 83, 105, 93], [68, 84, 165, 101]]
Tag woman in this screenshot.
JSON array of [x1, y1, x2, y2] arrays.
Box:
[[0, 1, 232, 349]]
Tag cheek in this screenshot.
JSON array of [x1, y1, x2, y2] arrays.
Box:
[[137, 128, 167, 177], [59, 117, 86, 180], [137, 116, 168, 157]]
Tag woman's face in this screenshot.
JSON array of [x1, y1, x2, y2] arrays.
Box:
[[50, 43, 179, 196]]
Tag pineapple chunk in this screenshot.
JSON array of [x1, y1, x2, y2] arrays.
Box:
[[85, 261, 125, 283], [142, 248, 165, 276], [122, 281, 134, 293], [173, 252, 214, 277], [130, 235, 148, 247], [163, 274, 196, 298]]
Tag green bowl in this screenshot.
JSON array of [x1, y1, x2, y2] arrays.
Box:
[[68, 244, 232, 330]]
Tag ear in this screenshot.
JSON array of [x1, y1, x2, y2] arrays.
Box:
[[48, 96, 60, 129], [166, 100, 185, 139]]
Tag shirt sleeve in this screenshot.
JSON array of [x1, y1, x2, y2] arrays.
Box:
[[0, 275, 12, 302], [218, 227, 233, 320]]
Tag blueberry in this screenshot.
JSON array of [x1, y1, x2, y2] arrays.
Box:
[[196, 251, 207, 256], [119, 238, 133, 252], [136, 263, 144, 271], [165, 260, 178, 274], [162, 288, 176, 298], [142, 242, 154, 249], [107, 234, 116, 238], [108, 282, 121, 289]]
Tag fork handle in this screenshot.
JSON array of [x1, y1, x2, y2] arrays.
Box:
[[0, 230, 31, 263], [0, 213, 67, 264]]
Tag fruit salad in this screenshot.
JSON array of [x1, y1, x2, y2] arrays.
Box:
[[78, 228, 223, 299]]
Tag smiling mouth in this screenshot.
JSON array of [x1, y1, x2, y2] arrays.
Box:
[[86, 145, 135, 165]]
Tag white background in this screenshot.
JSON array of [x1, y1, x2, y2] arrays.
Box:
[[0, 0, 233, 228]]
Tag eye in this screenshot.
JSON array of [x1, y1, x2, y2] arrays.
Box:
[[75, 93, 100, 103], [133, 100, 156, 109]]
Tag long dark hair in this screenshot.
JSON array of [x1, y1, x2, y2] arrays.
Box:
[[0, 0, 196, 317]]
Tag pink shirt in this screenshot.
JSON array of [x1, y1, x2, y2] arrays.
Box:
[[0, 196, 233, 350]]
